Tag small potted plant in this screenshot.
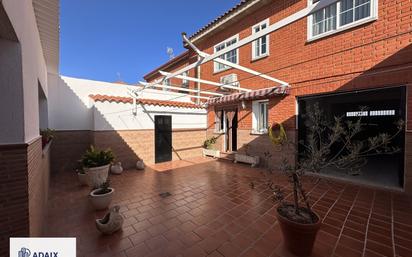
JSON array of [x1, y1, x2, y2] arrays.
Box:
[[254, 105, 403, 256], [234, 143, 259, 167], [81, 146, 115, 188], [202, 136, 220, 158], [40, 128, 55, 148], [77, 167, 88, 186], [90, 180, 114, 210]]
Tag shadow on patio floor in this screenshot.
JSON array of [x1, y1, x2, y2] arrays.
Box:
[[44, 157, 412, 257]]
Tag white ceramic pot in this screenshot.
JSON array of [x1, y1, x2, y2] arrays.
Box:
[[77, 172, 88, 186], [234, 153, 260, 167], [85, 164, 110, 188], [202, 148, 221, 158], [111, 162, 123, 175], [90, 187, 114, 210], [136, 160, 145, 170]]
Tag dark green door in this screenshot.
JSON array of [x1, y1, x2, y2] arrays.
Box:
[[155, 115, 172, 163]]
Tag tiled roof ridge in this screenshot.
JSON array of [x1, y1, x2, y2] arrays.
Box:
[[189, 0, 257, 40], [89, 94, 203, 109]]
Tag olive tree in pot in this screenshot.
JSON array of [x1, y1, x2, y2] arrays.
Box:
[[81, 146, 115, 188], [261, 104, 403, 257], [90, 180, 114, 210]]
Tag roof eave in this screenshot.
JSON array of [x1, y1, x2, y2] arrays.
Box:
[[189, 0, 264, 43]]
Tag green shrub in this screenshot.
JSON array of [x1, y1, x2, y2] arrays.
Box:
[[202, 136, 217, 149], [81, 146, 115, 168]]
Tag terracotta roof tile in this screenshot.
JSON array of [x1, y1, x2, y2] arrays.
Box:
[[189, 0, 256, 40], [89, 94, 203, 109]]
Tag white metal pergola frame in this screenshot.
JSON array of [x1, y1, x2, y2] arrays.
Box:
[[138, 0, 338, 102]]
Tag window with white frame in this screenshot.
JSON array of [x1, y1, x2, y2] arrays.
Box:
[[252, 20, 269, 60], [163, 78, 170, 91], [309, 0, 377, 39], [182, 71, 189, 88], [252, 100, 269, 133], [214, 35, 238, 72]]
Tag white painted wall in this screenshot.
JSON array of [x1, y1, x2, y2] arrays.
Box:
[[48, 75, 207, 131], [0, 39, 25, 143], [1, 0, 50, 143], [93, 101, 207, 131]]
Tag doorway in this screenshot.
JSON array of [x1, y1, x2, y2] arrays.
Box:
[[225, 109, 238, 152], [155, 115, 172, 163], [297, 86, 406, 189]]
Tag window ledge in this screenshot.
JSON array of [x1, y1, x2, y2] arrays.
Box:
[[250, 131, 267, 135], [213, 66, 236, 75], [251, 54, 269, 63], [213, 131, 225, 135], [307, 16, 377, 43]]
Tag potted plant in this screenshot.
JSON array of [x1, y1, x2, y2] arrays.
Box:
[[77, 167, 88, 186], [40, 128, 55, 148], [256, 104, 403, 256], [81, 146, 115, 188], [202, 136, 220, 158], [234, 144, 259, 167], [90, 180, 114, 210]]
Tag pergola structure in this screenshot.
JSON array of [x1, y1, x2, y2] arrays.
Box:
[[136, 0, 338, 103]]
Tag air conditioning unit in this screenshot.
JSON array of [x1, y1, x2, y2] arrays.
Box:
[[220, 74, 239, 91]]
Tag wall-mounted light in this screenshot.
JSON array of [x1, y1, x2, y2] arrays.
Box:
[[241, 100, 246, 110], [132, 98, 137, 115]]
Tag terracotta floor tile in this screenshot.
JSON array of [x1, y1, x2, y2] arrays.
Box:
[[145, 235, 168, 251], [180, 231, 202, 246], [182, 245, 207, 257], [124, 242, 150, 257], [43, 158, 412, 257], [217, 242, 243, 257], [108, 237, 133, 253], [198, 237, 224, 254], [333, 244, 363, 257], [147, 223, 168, 237], [129, 230, 151, 245], [241, 248, 266, 257], [365, 240, 394, 257], [194, 225, 215, 239]]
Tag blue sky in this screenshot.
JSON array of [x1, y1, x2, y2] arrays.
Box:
[[60, 0, 240, 83]]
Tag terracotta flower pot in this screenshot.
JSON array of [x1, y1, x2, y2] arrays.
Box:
[[276, 206, 321, 257]]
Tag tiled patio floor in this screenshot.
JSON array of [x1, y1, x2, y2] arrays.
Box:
[[45, 157, 412, 257]]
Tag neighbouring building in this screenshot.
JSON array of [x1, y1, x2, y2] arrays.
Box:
[[144, 0, 412, 192], [48, 76, 207, 171]]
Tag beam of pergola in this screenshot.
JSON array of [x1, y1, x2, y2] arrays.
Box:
[[139, 81, 223, 96], [182, 34, 288, 86], [139, 82, 211, 100], [158, 71, 251, 92], [154, 0, 337, 82]]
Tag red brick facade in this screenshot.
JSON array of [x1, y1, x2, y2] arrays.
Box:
[[51, 129, 206, 171], [145, 0, 412, 191]]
